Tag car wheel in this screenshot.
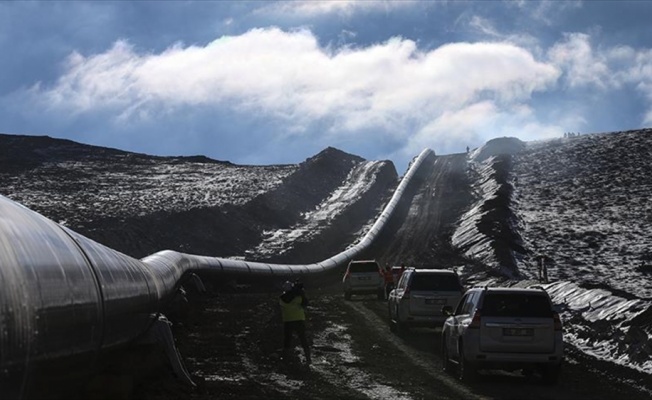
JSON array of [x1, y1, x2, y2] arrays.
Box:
[[344, 291, 352, 301], [457, 342, 476, 382], [541, 364, 561, 385]]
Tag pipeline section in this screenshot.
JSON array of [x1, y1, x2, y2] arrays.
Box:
[[0, 148, 435, 397], [142, 148, 435, 282]]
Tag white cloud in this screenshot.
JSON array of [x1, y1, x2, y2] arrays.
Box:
[[469, 15, 501, 38], [548, 34, 652, 124], [510, 0, 583, 26], [626, 49, 652, 124], [398, 100, 563, 159], [38, 27, 559, 117], [404, 101, 498, 156], [259, 0, 418, 17], [30, 27, 564, 160], [548, 33, 613, 89]]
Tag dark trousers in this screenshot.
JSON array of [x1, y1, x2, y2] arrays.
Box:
[[385, 283, 395, 298], [283, 320, 308, 350], [283, 320, 311, 363]]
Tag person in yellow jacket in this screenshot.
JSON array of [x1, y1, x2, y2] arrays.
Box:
[[279, 280, 311, 365]]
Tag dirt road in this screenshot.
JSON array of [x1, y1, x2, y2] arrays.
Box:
[[136, 291, 651, 400], [366, 153, 472, 267]]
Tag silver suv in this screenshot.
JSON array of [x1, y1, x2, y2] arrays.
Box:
[[388, 268, 464, 333], [441, 287, 563, 384], [342, 260, 384, 300]]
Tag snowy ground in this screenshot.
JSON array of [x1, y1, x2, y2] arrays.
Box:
[[0, 134, 296, 228], [245, 160, 387, 259], [454, 130, 652, 375], [6, 158, 295, 220]]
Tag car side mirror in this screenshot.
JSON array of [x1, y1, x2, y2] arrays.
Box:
[[441, 305, 453, 316]]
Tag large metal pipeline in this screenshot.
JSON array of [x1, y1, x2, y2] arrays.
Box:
[[0, 148, 435, 398]]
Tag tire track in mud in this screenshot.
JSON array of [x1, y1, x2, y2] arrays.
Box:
[[340, 298, 484, 400], [140, 290, 651, 400], [351, 297, 652, 400], [307, 295, 416, 400], [369, 153, 472, 267]]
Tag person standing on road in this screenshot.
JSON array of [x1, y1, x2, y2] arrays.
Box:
[[397, 264, 407, 284], [279, 280, 311, 365], [383, 265, 394, 300]]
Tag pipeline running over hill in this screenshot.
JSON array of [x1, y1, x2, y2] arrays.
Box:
[[0, 148, 435, 399]]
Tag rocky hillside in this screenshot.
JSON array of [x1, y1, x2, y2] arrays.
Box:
[[451, 129, 652, 374], [0, 134, 397, 260], [2, 129, 652, 378]]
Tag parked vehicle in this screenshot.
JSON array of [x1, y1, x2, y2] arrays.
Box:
[[342, 260, 384, 300], [441, 287, 563, 384], [388, 268, 464, 333]]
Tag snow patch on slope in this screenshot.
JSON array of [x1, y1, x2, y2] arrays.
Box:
[[247, 161, 386, 258], [2, 157, 296, 225], [452, 158, 502, 265], [469, 136, 525, 163], [545, 281, 652, 374], [453, 138, 526, 278]]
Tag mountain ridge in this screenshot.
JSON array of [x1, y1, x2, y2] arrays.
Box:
[[0, 133, 396, 260], [2, 129, 652, 376]]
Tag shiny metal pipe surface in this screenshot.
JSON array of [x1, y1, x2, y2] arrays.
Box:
[[0, 148, 435, 398]]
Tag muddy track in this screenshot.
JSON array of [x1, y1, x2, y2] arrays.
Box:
[[350, 298, 652, 400], [138, 290, 651, 400], [385, 154, 466, 260], [143, 290, 476, 400], [365, 153, 472, 267]]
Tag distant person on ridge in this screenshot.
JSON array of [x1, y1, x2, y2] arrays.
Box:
[[279, 280, 311, 365]]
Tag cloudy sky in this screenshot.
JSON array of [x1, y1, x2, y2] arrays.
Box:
[[2, 1, 651, 172]]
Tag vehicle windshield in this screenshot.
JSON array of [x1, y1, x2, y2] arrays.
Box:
[[349, 262, 379, 273], [481, 293, 553, 317], [410, 274, 461, 291]]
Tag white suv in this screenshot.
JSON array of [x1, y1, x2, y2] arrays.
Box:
[[441, 287, 563, 384], [388, 268, 464, 333], [342, 260, 384, 300]]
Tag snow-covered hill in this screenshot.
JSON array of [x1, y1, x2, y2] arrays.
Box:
[[513, 130, 652, 375], [453, 130, 652, 375], [0, 134, 397, 260], [2, 129, 651, 377], [0, 133, 297, 224]]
